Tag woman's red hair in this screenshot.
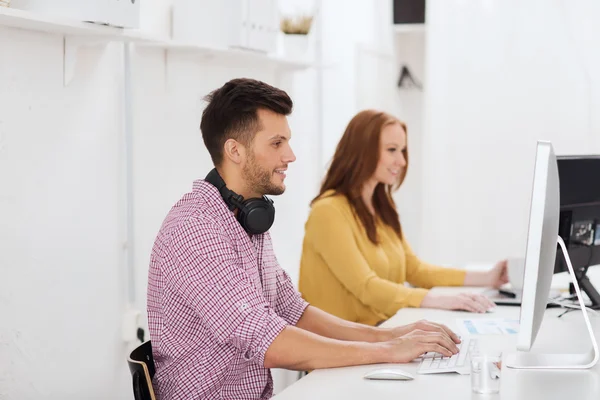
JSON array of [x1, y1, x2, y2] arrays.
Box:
[[314, 110, 408, 243]]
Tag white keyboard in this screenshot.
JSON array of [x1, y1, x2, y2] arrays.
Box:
[[417, 336, 478, 375]]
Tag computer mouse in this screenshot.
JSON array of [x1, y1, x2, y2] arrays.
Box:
[[363, 368, 415, 380]]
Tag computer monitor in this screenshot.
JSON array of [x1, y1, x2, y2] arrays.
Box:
[[554, 155, 600, 308], [505, 141, 599, 369]]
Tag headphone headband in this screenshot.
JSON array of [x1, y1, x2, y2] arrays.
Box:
[[205, 169, 239, 211], [204, 168, 275, 234]]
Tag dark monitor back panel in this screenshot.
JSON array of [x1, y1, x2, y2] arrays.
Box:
[[554, 217, 600, 274], [558, 156, 600, 207], [555, 246, 600, 274], [554, 156, 600, 273]]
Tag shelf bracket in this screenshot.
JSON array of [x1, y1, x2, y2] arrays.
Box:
[[63, 36, 108, 87]]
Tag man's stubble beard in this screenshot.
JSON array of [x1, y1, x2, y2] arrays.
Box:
[[242, 149, 285, 196]]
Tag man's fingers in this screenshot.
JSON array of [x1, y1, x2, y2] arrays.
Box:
[[418, 321, 445, 334], [419, 332, 459, 353], [414, 321, 461, 344], [435, 322, 461, 344], [426, 321, 461, 344], [420, 342, 454, 358]]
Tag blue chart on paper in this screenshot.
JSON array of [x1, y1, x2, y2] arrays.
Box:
[[458, 319, 520, 336]]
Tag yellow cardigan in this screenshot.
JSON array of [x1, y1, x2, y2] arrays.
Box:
[[299, 193, 467, 326]]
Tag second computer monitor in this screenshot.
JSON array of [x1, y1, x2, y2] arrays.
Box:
[[555, 155, 600, 274]]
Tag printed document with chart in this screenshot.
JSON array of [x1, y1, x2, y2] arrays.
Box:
[[456, 318, 520, 336]]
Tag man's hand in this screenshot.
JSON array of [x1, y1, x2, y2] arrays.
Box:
[[420, 292, 496, 313], [382, 329, 460, 363], [389, 319, 461, 344]]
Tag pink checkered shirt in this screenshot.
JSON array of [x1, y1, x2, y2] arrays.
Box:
[[147, 180, 308, 400]]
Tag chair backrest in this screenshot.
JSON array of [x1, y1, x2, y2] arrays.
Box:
[[127, 341, 157, 400]]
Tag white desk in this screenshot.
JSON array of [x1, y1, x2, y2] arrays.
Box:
[[274, 269, 600, 400]]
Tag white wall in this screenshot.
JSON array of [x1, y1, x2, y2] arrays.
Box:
[[0, 7, 320, 400], [0, 31, 131, 399], [319, 0, 386, 166], [317, 0, 427, 251], [420, 0, 600, 266], [318, 0, 600, 268]]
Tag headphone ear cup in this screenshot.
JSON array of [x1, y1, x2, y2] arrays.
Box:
[[237, 197, 275, 235]]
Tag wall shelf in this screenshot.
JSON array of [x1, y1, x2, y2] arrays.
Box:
[[141, 40, 313, 72], [0, 6, 157, 41], [0, 6, 314, 85], [0, 6, 160, 85]]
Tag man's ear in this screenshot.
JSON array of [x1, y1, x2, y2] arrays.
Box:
[[223, 139, 246, 165]]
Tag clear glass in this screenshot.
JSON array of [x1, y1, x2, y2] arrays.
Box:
[[470, 354, 502, 394]]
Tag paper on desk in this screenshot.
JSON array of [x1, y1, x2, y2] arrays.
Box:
[[457, 318, 520, 336]]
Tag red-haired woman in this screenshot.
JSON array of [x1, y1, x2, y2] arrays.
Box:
[[299, 110, 508, 326]]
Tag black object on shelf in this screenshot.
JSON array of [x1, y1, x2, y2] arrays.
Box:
[[397, 65, 422, 90], [393, 0, 426, 24]]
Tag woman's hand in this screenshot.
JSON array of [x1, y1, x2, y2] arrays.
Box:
[[463, 260, 510, 288], [420, 292, 496, 313], [487, 260, 509, 288]]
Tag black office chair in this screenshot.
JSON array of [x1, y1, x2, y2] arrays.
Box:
[[127, 341, 157, 400]]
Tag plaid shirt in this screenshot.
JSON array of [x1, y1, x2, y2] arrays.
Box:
[[147, 180, 308, 400]]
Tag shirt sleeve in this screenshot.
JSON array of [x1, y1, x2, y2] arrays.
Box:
[[274, 268, 309, 325], [263, 233, 309, 326], [306, 201, 429, 315], [403, 239, 467, 290], [163, 219, 288, 368]]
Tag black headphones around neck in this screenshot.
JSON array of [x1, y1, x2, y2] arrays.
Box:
[[205, 168, 275, 235]]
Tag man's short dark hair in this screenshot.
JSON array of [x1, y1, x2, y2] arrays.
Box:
[[200, 78, 293, 166]]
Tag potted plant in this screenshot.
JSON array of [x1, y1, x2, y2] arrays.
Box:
[[280, 14, 314, 60]]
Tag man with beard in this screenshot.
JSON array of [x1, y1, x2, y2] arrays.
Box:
[[146, 78, 461, 400]]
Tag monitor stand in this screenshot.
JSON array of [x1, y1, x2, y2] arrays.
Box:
[[571, 270, 600, 310], [505, 236, 599, 369]]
